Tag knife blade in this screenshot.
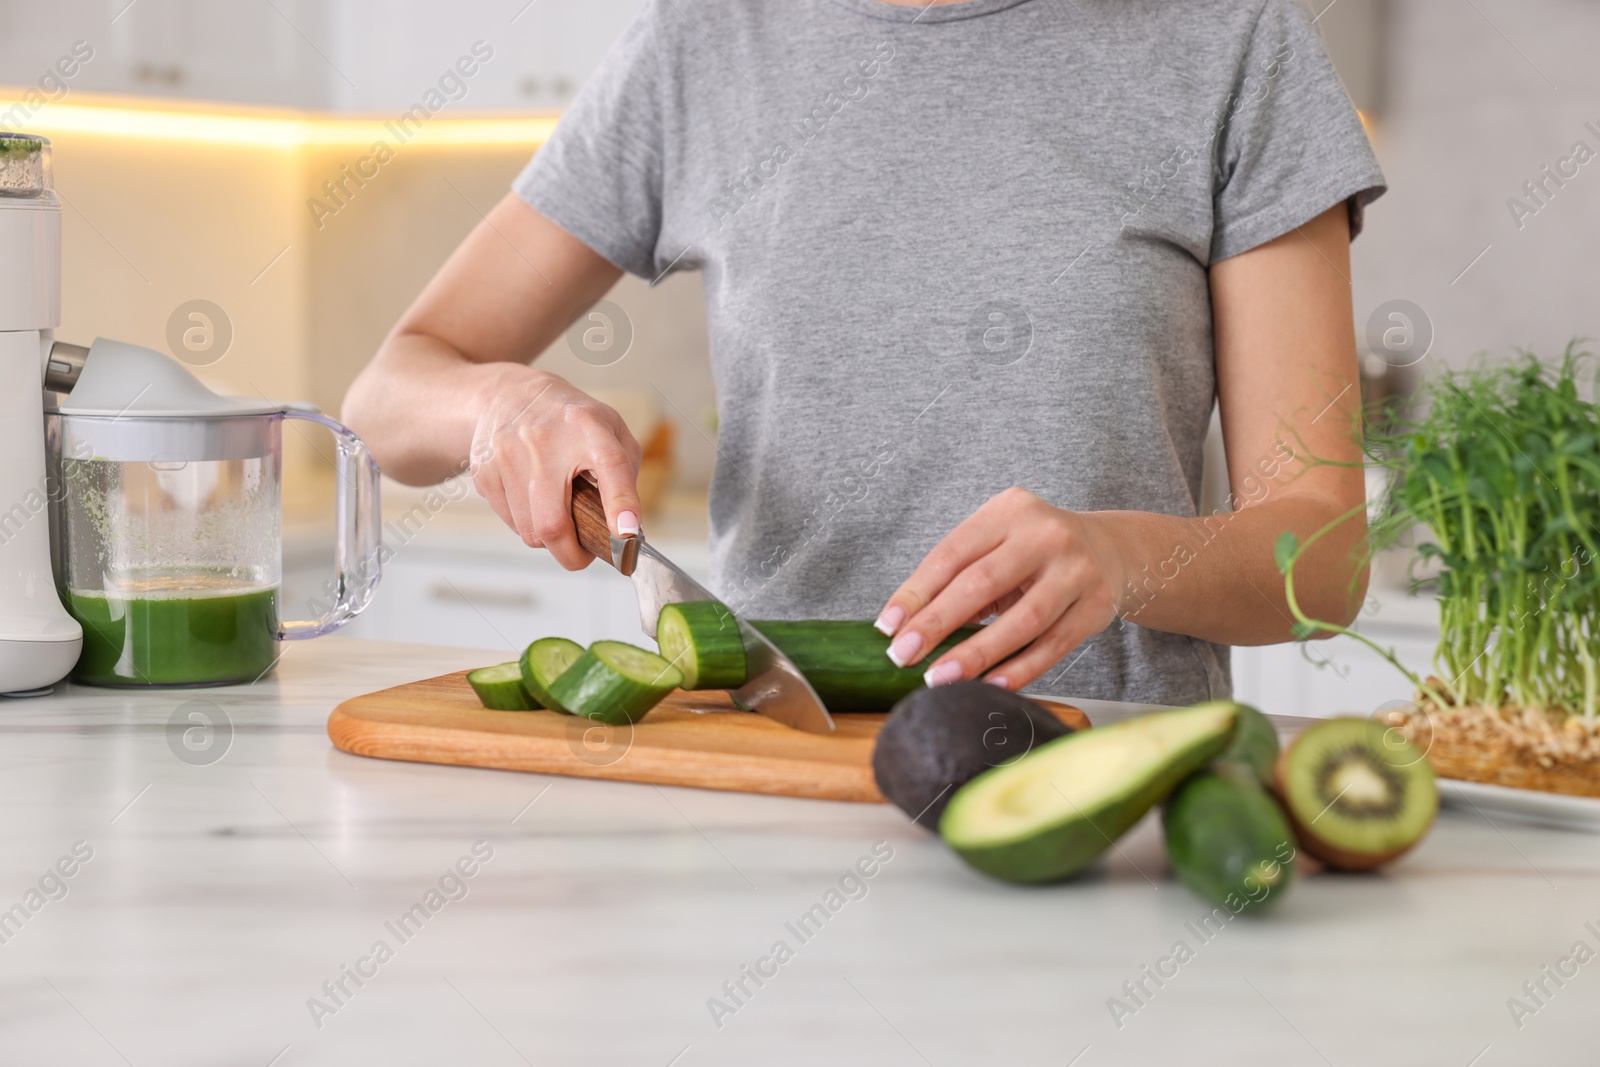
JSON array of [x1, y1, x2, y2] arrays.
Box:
[[569, 477, 835, 735]]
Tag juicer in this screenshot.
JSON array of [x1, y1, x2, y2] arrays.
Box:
[[0, 133, 81, 692], [0, 134, 382, 694]]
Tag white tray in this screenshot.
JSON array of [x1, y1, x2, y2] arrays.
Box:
[[1439, 778, 1600, 834]]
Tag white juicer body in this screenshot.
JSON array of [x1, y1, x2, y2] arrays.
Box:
[[0, 191, 83, 692]]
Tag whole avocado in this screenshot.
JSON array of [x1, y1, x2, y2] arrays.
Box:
[[873, 681, 1076, 829]]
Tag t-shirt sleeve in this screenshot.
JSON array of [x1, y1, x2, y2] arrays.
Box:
[[1209, 0, 1386, 262], [512, 3, 666, 279]]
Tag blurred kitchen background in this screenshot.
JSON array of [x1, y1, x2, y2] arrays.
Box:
[[2, 0, 1595, 714]]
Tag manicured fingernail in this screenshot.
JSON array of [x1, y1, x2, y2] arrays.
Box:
[[923, 661, 963, 687], [984, 675, 1010, 689], [616, 510, 640, 536], [886, 631, 923, 668], [874, 605, 906, 636]]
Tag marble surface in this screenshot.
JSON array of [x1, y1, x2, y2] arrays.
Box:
[[0, 639, 1594, 1067]]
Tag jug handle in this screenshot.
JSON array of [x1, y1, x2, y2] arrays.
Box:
[[278, 411, 382, 640]]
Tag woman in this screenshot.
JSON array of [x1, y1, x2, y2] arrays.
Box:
[[343, 0, 1380, 705]]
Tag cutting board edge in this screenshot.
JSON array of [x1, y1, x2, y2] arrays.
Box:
[[327, 704, 888, 803]]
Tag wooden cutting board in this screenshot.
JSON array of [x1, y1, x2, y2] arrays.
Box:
[[327, 670, 1091, 803]]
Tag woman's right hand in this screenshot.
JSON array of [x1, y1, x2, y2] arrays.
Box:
[[469, 367, 643, 570]]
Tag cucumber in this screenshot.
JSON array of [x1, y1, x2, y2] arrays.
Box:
[[1212, 702, 1280, 783], [547, 640, 684, 725], [1162, 765, 1296, 913], [650, 608, 981, 710], [939, 703, 1237, 884], [751, 620, 981, 712], [657, 601, 747, 690], [519, 637, 585, 712], [467, 662, 535, 710]]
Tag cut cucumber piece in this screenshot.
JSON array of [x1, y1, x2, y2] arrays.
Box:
[[751, 620, 980, 712], [467, 663, 535, 711], [939, 703, 1237, 884], [657, 601, 747, 690], [548, 641, 684, 725], [1163, 765, 1296, 913], [519, 637, 585, 712]]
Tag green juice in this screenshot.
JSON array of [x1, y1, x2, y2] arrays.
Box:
[[65, 585, 280, 687]]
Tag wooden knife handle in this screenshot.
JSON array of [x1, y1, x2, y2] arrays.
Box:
[[571, 476, 637, 574]]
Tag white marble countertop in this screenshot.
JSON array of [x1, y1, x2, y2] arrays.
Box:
[[0, 638, 1592, 1066]]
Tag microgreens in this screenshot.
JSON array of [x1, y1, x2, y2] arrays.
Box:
[[0, 135, 44, 158], [1279, 341, 1600, 721]]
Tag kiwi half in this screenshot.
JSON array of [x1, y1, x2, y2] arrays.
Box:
[[1274, 717, 1438, 871]]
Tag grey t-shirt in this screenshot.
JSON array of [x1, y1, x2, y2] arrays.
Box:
[[514, 0, 1385, 705]]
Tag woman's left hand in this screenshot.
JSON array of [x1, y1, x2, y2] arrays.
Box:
[[874, 487, 1128, 691]]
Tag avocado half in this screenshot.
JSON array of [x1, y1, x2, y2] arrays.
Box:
[[940, 702, 1238, 884]]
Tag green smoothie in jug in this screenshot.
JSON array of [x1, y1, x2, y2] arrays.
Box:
[[65, 577, 279, 687]]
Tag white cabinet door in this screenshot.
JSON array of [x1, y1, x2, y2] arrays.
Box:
[[42, 0, 335, 107], [536, 0, 647, 107], [0, 0, 334, 107], [324, 0, 498, 113], [330, 0, 646, 112], [0, 5, 76, 78], [311, 548, 657, 653], [2, 1, 647, 112], [0, 3, 116, 104]]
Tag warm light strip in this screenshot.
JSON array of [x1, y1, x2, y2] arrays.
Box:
[[0, 98, 557, 147]]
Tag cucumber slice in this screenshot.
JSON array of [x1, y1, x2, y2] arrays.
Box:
[[939, 703, 1237, 884], [657, 601, 747, 689], [548, 641, 685, 725], [467, 662, 535, 711], [519, 637, 585, 712]]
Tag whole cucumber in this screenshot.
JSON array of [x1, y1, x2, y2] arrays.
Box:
[[1162, 765, 1297, 914], [1213, 702, 1280, 783], [751, 621, 980, 712]]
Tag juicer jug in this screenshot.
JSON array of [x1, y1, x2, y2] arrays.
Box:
[[47, 339, 380, 687]]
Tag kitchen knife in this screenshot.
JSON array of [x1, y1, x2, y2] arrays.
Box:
[[569, 477, 835, 735]]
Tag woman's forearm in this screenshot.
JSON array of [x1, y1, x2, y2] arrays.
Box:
[[343, 332, 527, 486], [1089, 492, 1370, 647]]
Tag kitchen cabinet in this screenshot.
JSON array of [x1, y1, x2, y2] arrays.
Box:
[[0, 0, 333, 109], [0, 3, 91, 84], [323, 0, 513, 113], [328, 0, 646, 112], [109, 0, 332, 108], [0, 0, 645, 112]]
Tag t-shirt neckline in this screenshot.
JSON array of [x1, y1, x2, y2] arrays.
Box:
[[826, 0, 1038, 23]]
